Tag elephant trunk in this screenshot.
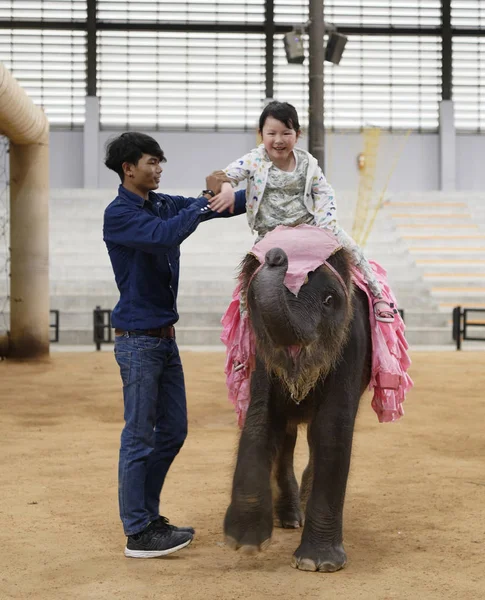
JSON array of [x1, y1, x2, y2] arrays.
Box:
[[249, 247, 318, 347]]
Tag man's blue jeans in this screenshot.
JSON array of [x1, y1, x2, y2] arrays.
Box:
[[114, 333, 187, 536]]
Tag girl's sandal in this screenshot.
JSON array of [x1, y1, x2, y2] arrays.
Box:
[[374, 300, 396, 323]]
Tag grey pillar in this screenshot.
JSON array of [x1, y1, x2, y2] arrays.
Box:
[[308, 0, 325, 169], [439, 100, 456, 191], [83, 96, 100, 188]]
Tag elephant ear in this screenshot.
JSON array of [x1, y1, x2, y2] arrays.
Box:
[[326, 248, 353, 292], [238, 253, 261, 290]]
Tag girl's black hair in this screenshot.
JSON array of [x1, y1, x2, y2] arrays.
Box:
[[258, 101, 301, 133], [104, 132, 166, 181]]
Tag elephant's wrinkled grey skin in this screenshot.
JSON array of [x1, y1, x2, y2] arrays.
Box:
[[224, 246, 371, 572]]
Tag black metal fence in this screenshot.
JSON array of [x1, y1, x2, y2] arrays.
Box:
[[452, 306, 485, 350], [93, 305, 112, 351], [50, 309, 59, 343]]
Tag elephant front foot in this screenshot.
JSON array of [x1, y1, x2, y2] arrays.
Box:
[[274, 505, 303, 529], [291, 542, 347, 572], [224, 502, 273, 553]]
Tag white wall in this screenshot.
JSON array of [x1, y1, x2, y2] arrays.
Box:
[[49, 131, 83, 188], [98, 130, 256, 193], [456, 135, 485, 190], [47, 129, 484, 194], [324, 132, 440, 193]]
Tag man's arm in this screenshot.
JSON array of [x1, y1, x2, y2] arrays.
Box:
[[202, 189, 246, 220], [164, 189, 246, 222], [103, 197, 210, 253], [166, 170, 233, 211]]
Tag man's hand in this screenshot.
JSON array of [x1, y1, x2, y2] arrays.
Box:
[[206, 170, 232, 196], [209, 182, 235, 214]]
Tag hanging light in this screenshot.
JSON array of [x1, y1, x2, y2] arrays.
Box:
[[325, 31, 348, 65], [283, 23, 348, 66], [283, 28, 305, 64]]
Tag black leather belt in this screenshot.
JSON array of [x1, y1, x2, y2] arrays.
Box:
[[115, 326, 175, 338]]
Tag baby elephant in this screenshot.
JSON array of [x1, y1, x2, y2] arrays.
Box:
[[224, 233, 371, 572]]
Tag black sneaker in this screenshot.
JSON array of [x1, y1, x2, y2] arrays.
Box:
[[125, 522, 193, 558], [154, 515, 195, 536]]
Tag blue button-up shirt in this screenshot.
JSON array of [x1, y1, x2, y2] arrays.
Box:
[[103, 185, 247, 330]]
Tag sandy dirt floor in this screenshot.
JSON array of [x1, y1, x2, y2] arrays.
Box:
[[0, 350, 484, 600]]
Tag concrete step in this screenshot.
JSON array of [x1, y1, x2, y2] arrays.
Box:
[[438, 301, 485, 312], [7, 308, 228, 330], [401, 311, 448, 328], [430, 288, 485, 301], [391, 192, 485, 201], [402, 236, 485, 248], [418, 324, 485, 344], [396, 225, 480, 236], [385, 290, 438, 310], [48, 266, 116, 280], [50, 281, 119, 294], [386, 203, 470, 215], [409, 249, 485, 260], [53, 327, 227, 347], [389, 214, 473, 225], [404, 327, 453, 346], [415, 260, 485, 273], [50, 295, 120, 311], [423, 275, 485, 286], [48, 294, 237, 313], [47, 264, 245, 281], [55, 330, 100, 346], [45, 249, 248, 266]]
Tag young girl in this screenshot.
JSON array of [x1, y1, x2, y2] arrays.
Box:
[[209, 100, 394, 322]]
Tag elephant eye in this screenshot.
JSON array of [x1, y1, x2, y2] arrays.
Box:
[[324, 294, 333, 306]]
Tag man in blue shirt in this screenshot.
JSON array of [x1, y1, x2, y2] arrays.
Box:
[[103, 132, 246, 559]]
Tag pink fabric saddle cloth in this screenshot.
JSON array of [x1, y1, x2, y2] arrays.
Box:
[[221, 225, 413, 427]]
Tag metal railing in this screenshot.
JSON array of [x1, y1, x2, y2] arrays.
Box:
[[452, 306, 485, 350], [93, 305, 112, 351], [50, 309, 60, 343]]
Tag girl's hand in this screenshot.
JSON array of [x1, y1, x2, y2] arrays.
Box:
[[206, 170, 232, 195], [209, 182, 235, 213]]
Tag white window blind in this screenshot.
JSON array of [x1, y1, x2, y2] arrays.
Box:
[[0, 29, 86, 127], [274, 35, 441, 131], [0, 1, 86, 20], [97, 31, 265, 129], [453, 37, 485, 133], [97, 0, 264, 24], [451, 2, 485, 132], [451, 1, 485, 28], [1, 1, 484, 132], [274, 0, 441, 27]]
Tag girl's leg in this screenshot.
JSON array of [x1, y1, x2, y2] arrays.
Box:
[[332, 227, 395, 323]]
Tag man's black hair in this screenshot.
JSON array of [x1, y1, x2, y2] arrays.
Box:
[[258, 101, 301, 133], [104, 132, 166, 181]]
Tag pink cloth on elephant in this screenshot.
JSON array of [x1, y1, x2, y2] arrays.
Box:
[[221, 225, 413, 427], [221, 283, 257, 428], [250, 224, 344, 295]]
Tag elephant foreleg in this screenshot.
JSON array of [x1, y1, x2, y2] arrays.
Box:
[[224, 362, 285, 553], [273, 424, 303, 528], [299, 444, 313, 517], [292, 387, 359, 572]]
